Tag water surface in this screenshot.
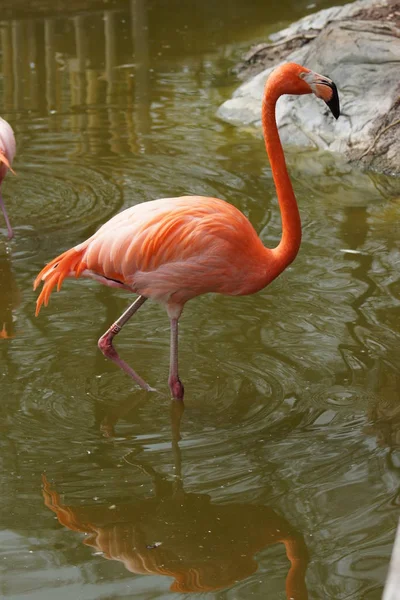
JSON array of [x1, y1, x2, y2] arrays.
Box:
[[1, 1, 400, 599]]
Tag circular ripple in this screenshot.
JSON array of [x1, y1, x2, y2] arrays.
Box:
[[4, 162, 122, 238], [309, 383, 378, 413]]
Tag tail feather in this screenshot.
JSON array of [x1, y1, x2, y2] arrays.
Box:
[[34, 247, 86, 316]]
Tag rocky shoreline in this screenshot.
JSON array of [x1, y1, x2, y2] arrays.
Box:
[[218, 0, 400, 176]]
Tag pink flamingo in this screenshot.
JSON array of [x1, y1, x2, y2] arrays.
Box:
[[34, 62, 340, 400], [0, 117, 16, 239]]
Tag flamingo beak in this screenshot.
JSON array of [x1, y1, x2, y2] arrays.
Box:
[[303, 71, 340, 119], [321, 78, 340, 120]]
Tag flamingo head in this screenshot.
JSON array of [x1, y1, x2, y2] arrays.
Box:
[[266, 62, 340, 119], [299, 67, 340, 119]]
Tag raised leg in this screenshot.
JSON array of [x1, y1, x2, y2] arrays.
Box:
[[0, 190, 13, 239], [98, 295, 155, 392], [168, 317, 184, 400]]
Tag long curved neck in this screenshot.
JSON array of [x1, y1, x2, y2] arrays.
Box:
[[262, 88, 301, 277]]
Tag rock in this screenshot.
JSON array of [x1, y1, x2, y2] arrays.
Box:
[[383, 521, 400, 600], [217, 0, 400, 176]]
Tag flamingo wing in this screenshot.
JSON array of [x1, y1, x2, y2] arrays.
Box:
[[83, 196, 268, 302]]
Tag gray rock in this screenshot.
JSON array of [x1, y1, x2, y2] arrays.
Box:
[[383, 520, 400, 600], [217, 0, 400, 175], [269, 0, 368, 42]]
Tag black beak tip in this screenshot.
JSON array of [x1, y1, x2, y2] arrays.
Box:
[[325, 81, 340, 120]]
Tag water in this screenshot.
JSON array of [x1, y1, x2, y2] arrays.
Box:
[[1, 1, 400, 598]]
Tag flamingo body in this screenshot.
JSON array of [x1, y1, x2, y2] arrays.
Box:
[[0, 117, 16, 178], [0, 117, 16, 238], [35, 196, 273, 313], [34, 62, 340, 400]]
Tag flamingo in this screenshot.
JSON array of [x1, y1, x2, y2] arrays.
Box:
[[0, 117, 16, 239], [34, 62, 340, 400]]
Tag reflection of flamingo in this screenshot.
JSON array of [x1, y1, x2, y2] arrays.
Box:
[[34, 62, 340, 399], [43, 476, 309, 596], [0, 118, 16, 239], [42, 405, 309, 597]]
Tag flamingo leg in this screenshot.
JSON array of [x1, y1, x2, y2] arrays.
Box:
[[0, 190, 13, 239], [168, 317, 184, 401], [98, 295, 155, 392]]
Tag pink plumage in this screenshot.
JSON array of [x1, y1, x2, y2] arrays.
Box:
[[0, 117, 16, 239]]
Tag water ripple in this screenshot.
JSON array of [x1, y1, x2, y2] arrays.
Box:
[[5, 162, 122, 239]]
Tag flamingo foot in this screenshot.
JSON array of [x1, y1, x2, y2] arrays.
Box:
[[169, 375, 184, 401], [98, 331, 154, 393]]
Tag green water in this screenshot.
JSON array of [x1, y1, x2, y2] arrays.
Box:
[[1, 1, 400, 598]]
